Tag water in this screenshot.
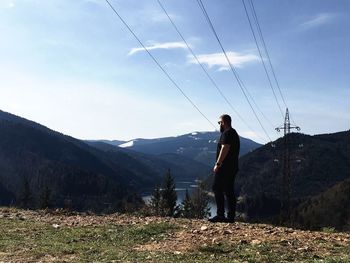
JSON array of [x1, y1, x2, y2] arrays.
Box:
[[142, 181, 217, 217]]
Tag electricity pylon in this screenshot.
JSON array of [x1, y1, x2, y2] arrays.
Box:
[[275, 108, 301, 218]]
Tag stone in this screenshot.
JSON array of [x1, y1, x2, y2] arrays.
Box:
[[200, 225, 208, 231], [224, 229, 233, 234], [251, 239, 262, 245]]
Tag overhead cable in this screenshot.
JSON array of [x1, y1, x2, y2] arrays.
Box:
[[242, 0, 284, 119], [248, 0, 297, 125], [196, 0, 273, 142], [157, 0, 268, 143], [105, 0, 217, 130]]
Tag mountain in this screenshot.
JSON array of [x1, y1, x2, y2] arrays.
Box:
[[291, 179, 350, 231], [103, 131, 261, 165], [0, 110, 213, 211], [233, 130, 350, 228], [86, 139, 125, 146], [85, 141, 212, 184], [0, 182, 15, 206], [237, 131, 350, 199], [0, 110, 164, 211]]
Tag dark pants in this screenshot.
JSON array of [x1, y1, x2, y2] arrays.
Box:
[[212, 170, 237, 218]]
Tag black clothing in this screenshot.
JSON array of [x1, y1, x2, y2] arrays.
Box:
[[213, 127, 240, 219], [212, 171, 237, 218], [216, 128, 240, 173], [208, 215, 226, 223]]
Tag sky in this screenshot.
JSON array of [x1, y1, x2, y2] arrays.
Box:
[[0, 0, 349, 144]]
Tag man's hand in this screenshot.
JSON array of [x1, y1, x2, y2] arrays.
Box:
[[214, 144, 230, 173], [213, 163, 221, 173]]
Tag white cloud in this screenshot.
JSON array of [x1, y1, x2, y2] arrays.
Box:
[[128, 41, 189, 56], [300, 13, 336, 29], [187, 51, 259, 70]]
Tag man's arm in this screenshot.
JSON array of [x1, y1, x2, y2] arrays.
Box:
[[213, 144, 230, 173]]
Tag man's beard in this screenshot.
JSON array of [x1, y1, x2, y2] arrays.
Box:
[[220, 126, 225, 133]]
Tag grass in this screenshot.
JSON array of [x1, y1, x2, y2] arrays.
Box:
[[197, 241, 350, 263], [1, 211, 350, 262], [0, 217, 178, 262], [322, 227, 336, 233]]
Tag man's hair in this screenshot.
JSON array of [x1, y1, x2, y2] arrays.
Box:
[[220, 114, 232, 126]]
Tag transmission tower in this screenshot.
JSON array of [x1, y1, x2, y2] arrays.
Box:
[[275, 108, 301, 218]]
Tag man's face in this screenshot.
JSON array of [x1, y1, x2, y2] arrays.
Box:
[[218, 119, 225, 133]]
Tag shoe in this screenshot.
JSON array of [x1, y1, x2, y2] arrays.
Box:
[[208, 215, 226, 223]]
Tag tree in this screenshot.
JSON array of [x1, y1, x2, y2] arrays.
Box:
[[180, 189, 194, 218], [39, 185, 52, 209], [160, 169, 177, 217], [149, 184, 161, 215], [191, 181, 211, 219], [120, 192, 144, 213], [18, 177, 32, 208]]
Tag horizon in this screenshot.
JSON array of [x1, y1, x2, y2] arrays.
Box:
[[85, 128, 350, 144], [3, 107, 349, 145], [1, 0, 349, 144]]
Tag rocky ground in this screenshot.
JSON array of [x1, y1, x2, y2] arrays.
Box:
[[0, 207, 349, 262]]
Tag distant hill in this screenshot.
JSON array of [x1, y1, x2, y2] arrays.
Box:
[[291, 179, 350, 231], [97, 131, 261, 165], [85, 141, 212, 183], [0, 110, 163, 211], [0, 182, 15, 206], [0, 110, 213, 211], [237, 131, 350, 199], [234, 130, 350, 229], [86, 139, 126, 146]]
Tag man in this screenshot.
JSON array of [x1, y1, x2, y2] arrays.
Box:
[[209, 114, 240, 223]]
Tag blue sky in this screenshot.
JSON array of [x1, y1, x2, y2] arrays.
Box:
[[0, 0, 349, 143]]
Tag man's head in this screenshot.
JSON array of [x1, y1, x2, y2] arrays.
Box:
[[218, 114, 232, 133]]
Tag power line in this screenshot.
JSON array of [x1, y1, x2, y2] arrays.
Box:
[[104, 0, 217, 130], [198, 0, 276, 130], [248, 0, 297, 125], [242, 0, 284, 119], [196, 0, 274, 139], [196, 0, 273, 142], [249, 0, 287, 108], [157, 0, 268, 143], [234, 66, 277, 130]]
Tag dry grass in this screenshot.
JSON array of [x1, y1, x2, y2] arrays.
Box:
[[1, 207, 350, 263]]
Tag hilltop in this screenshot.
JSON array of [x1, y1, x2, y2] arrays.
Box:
[[232, 130, 350, 230], [1, 208, 349, 263], [94, 131, 261, 165]]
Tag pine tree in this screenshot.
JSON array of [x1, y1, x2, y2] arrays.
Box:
[[181, 189, 194, 218], [19, 177, 32, 208], [39, 185, 51, 209], [149, 184, 162, 215], [161, 169, 177, 217], [191, 180, 211, 219]]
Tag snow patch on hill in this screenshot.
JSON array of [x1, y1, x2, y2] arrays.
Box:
[[119, 140, 135, 148]]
